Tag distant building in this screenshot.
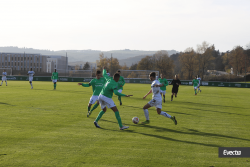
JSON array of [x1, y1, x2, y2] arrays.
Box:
[[0, 52, 47, 72], [46, 55, 68, 73], [0, 52, 68, 74]]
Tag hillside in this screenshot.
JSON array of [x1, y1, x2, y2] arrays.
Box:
[[0, 47, 177, 65]]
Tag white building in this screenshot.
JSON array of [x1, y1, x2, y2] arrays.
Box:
[[46, 55, 68, 73]]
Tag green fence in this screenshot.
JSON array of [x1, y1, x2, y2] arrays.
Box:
[[1, 76, 250, 88]]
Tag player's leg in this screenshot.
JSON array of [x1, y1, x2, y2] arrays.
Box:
[[94, 106, 106, 128], [163, 91, 166, 102], [87, 95, 97, 117], [171, 88, 174, 101], [30, 81, 33, 89], [54, 81, 57, 90], [155, 100, 177, 125], [110, 106, 128, 130], [87, 95, 99, 117], [94, 96, 107, 128], [89, 100, 99, 114], [194, 87, 197, 95], [5, 79, 7, 86], [160, 92, 164, 102], [141, 102, 151, 124], [118, 89, 122, 105], [87, 103, 92, 116], [0, 79, 3, 86]]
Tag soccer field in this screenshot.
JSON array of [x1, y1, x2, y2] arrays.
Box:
[[0, 81, 250, 167]]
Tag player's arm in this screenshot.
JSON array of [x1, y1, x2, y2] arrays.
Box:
[[154, 84, 164, 87], [113, 88, 132, 97], [78, 83, 91, 87], [143, 89, 152, 99], [121, 76, 125, 87], [103, 68, 111, 81], [165, 79, 169, 86]]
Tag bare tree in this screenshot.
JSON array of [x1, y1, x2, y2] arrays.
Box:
[[179, 47, 197, 80], [196, 41, 215, 80]]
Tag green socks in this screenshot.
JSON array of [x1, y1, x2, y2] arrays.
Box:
[[95, 110, 105, 122], [90, 103, 99, 112], [115, 111, 123, 128], [195, 90, 197, 94], [88, 106, 91, 111], [54, 84, 56, 89]]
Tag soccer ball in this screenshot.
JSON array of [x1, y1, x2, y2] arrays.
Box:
[[132, 117, 139, 124]]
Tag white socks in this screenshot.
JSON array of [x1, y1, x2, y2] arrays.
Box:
[[160, 111, 171, 118], [143, 109, 149, 120]]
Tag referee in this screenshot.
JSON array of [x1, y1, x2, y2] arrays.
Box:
[[170, 75, 181, 101]]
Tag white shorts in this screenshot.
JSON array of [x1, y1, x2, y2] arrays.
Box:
[[118, 89, 122, 93], [148, 99, 162, 109], [89, 95, 99, 105], [194, 86, 197, 90], [160, 90, 166, 95], [29, 77, 33, 82], [98, 94, 116, 109], [2, 77, 7, 81], [52, 79, 57, 83]]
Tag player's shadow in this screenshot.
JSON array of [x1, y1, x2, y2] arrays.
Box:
[[142, 124, 250, 142], [184, 107, 250, 117], [101, 119, 250, 144], [175, 101, 248, 110], [0, 102, 15, 106], [100, 119, 221, 148]]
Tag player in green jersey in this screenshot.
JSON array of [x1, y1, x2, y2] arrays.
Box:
[[158, 73, 169, 103], [94, 67, 133, 130], [78, 70, 106, 117], [116, 70, 125, 105], [192, 76, 199, 95], [51, 69, 58, 90]]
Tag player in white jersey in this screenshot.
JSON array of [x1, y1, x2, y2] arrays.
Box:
[[141, 72, 177, 125], [1, 70, 7, 86], [197, 75, 202, 93], [27, 68, 35, 89]]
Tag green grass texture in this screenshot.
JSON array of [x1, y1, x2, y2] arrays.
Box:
[[0, 81, 250, 167]]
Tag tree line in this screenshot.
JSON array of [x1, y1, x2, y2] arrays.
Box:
[[94, 41, 250, 80]]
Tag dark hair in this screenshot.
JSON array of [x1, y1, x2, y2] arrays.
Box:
[[149, 72, 156, 78], [117, 70, 121, 73], [96, 70, 101, 75], [113, 73, 120, 80]]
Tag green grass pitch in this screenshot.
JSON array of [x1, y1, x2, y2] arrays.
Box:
[[0, 81, 250, 166]]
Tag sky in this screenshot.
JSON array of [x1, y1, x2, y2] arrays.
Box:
[[0, 0, 250, 52]]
